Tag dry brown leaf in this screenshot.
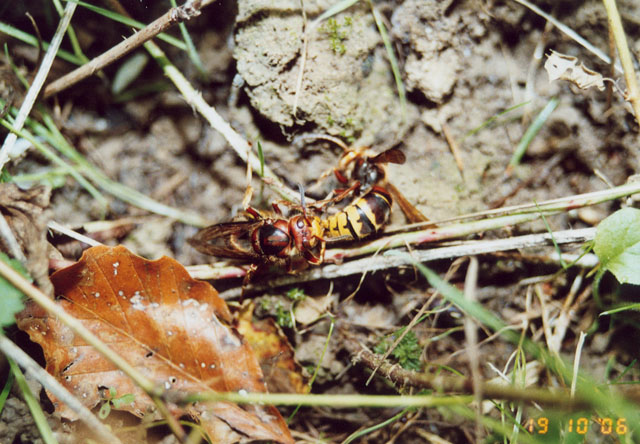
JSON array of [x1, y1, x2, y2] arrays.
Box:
[[236, 302, 309, 394], [16, 245, 293, 444], [0, 183, 54, 296]]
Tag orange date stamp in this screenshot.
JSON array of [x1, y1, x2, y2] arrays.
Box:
[[525, 416, 629, 436]]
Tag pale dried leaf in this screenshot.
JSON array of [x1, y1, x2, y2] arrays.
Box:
[[294, 293, 335, 325], [544, 50, 605, 91]]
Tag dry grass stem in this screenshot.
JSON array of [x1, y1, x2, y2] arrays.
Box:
[[602, 0, 640, 124], [412, 180, 640, 229], [442, 121, 464, 173], [463, 257, 482, 436], [47, 220, 103, 247], [144, 41, 301, 202], [0, 2, 77, 172], [571, 331, 587, 398]]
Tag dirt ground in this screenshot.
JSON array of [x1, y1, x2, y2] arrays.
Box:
[[1, 0, 640, 442]]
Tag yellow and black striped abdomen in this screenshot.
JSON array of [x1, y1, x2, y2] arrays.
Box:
[[323, 187, 392, 240]]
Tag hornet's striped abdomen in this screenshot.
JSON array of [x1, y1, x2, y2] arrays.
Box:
[[323, 187, 392, 240]]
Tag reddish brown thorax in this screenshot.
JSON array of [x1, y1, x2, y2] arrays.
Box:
[[251, 219, 291, 258]]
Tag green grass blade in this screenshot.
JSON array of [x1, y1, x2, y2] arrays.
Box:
[[429, 325, 464, 342], [403, 257, 640, 429], [169, 0, 207, 78], [102, 179, 209, 226], [35, 113, 207, 226], [8, 358, 58, 444], [11, 168, 68, 188], [463, 101, 530, 140], [0, 21, 84, 65], [1, 99, 206, 225], [112, 80, 172, 103], [600, 303, 640, 316], [0, 370, 14, 417], [52, 0, 89, 63], [0, 253, 29, 328], [313, 0, 360, 25], [609, 359, 637, 385], [409, 260, 512, 335], [111, 51, 150, 94], [342, 407, 410, 444], [450, 404, 540, 444], [535, 200, 567, 269], [288, 316, 335, 422], [0, 118, 109, 210], [370, 4, 406, 119], [508, 97, 559, 169], [4, 43, 30, 89]]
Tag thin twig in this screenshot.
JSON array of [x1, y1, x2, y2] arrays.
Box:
[[340, 332, 592, 409], [24, 13, 44, 69], [43, 0, 216, 99], [0, 1, 77, 173], [216, 228, 596, 299], [0, 333, 124, 444], [185, 330, 640, 412], [328, 224, 595, 270]]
